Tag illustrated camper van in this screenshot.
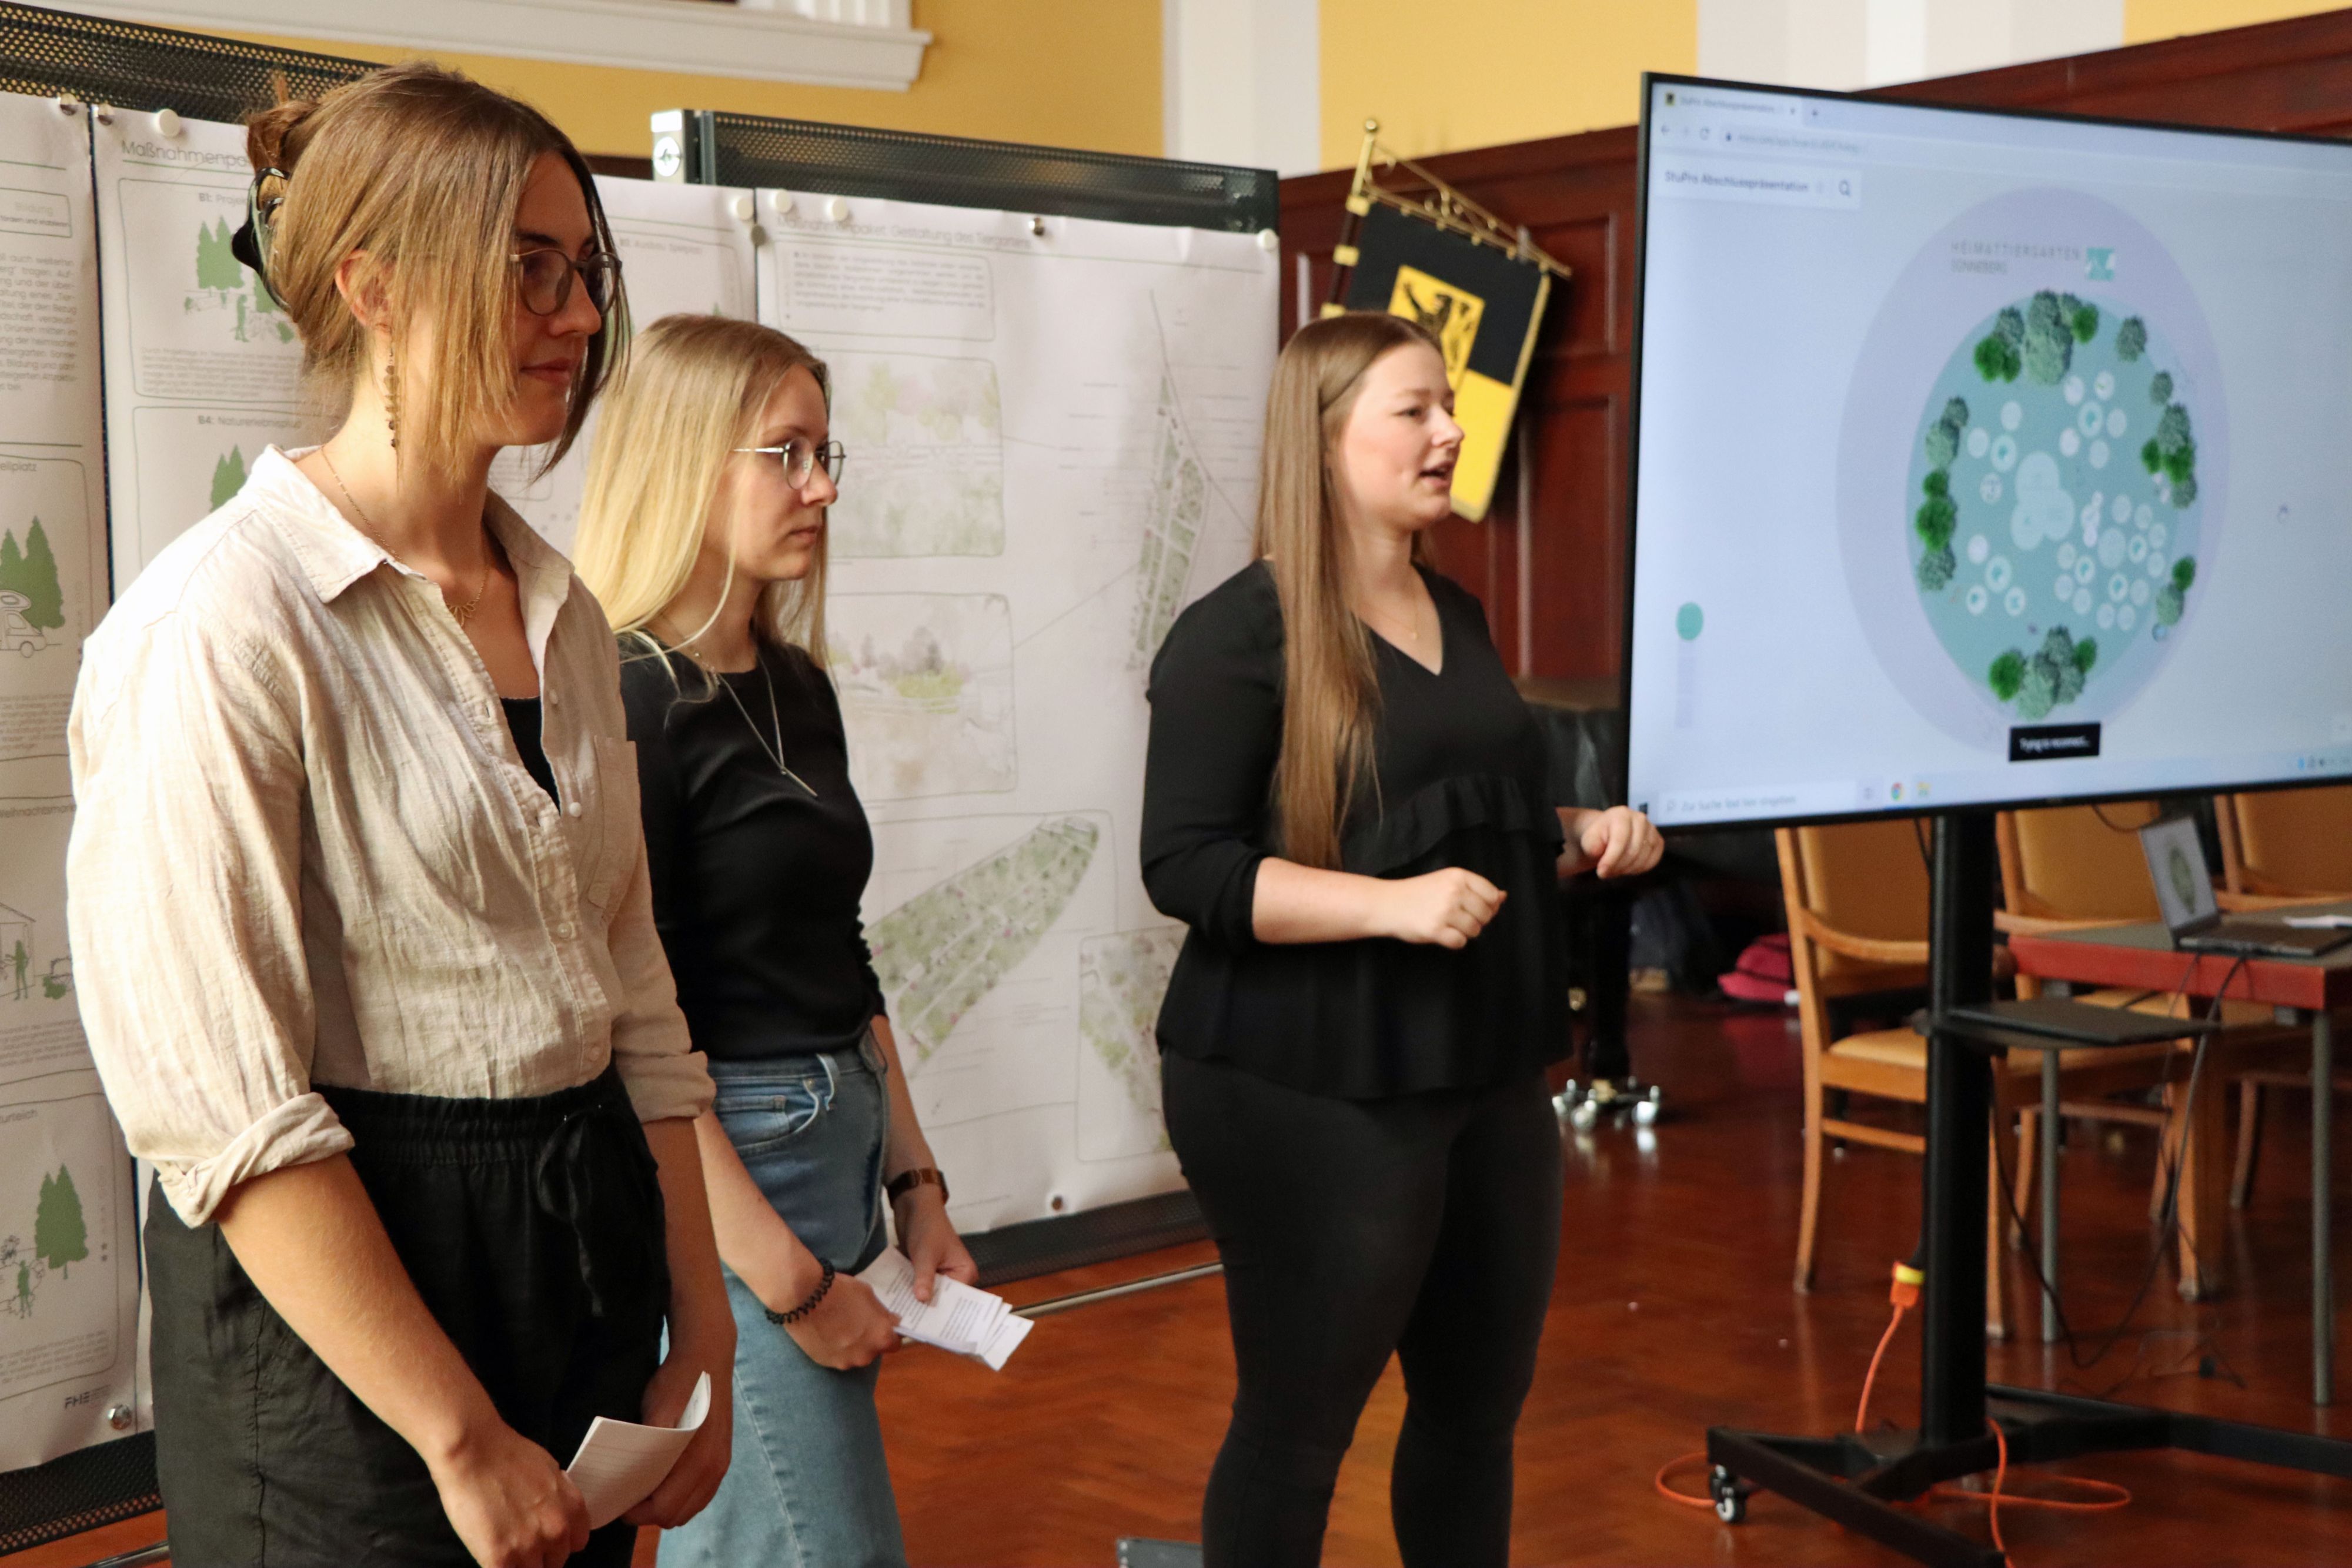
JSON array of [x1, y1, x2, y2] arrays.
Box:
[[0, 591, 44, 657]]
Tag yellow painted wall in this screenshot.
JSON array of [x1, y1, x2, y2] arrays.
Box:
[[2125, 0, 2352, 44], [1318, 0, 1698, 169], [223, 0, 1162, 161]]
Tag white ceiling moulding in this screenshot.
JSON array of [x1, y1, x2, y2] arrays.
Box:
[[88, 0, 931, 91]]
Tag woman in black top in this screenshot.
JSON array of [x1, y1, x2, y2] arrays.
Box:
[[1142, 312, 1662, 1567], [574, 315, 974, 1567]]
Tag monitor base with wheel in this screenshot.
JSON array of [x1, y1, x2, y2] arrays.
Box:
[[1702, 811, 2352, 1566]]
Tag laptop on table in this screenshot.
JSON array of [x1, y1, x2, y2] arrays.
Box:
[[2137, 814, 2352, 959]]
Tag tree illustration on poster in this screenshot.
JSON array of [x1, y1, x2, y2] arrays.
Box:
[[212, 445, 248, 509], [0, 521, 66, 632], [34, 1165, 86, 1278]]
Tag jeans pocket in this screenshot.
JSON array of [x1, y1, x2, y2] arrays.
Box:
[[715, 1074, 833, 1158]]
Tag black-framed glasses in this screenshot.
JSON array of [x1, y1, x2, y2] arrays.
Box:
[[234, 166, 290, 308], [513, 248, 621, 317], [733, 439, 846, 487]]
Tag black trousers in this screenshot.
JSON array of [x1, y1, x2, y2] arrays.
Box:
[[1162, 1052, 1563, 1568], [146, 1065, 669, 1567]]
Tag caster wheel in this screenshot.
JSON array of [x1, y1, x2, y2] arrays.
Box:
[[1709, 1465, 1746, 1524], [1633, 1098, 1660, 1127], [1570, 1100, 1599, 1131]]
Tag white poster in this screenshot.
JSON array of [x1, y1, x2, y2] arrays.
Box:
[[93, 112, 309, 586], [0, 92, 141, 1474], [493, 176, 759, 553], [759, 194, 1278, 1231]]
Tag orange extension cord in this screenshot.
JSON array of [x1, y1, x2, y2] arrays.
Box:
[[1655, 1261, 2129, 1561]]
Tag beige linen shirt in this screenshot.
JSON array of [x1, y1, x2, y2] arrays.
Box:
[[68, 447, 711, 1226]]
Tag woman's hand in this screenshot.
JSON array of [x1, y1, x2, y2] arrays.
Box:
[[894, 1186, 979, 1303], [426, 1417, 591, 1568], [1564, 806, 1665, 880], [1375, 868, 1505, 948], [620, 1327, 734, 1529], [782, 1268, 903, 1370]]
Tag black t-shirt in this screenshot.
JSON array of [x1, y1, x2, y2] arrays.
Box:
[[500, 697, 557, 803], [619, 638, 886, 1061], [1141, 561, 1569, 1097]]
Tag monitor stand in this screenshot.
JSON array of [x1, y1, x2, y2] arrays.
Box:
[[1703, 811, 2352, 1567]]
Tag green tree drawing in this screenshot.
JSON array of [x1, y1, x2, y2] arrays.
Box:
[[212, 447, 248, 509], [34, 1165, 86, 1278], [195, 217, 241, 292], [20, 519, 62, 631], [0, 530, 22, 600]]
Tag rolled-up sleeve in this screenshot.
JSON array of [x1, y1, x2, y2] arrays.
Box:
[[66, 613, 347, 1226], [1140, 583, 1283, 950]]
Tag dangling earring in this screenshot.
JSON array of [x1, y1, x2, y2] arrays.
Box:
[[382, 345, 401, 452]]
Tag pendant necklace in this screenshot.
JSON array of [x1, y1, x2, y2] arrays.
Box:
[[671, 635, 817, 797], [319, 444, 491, 627]]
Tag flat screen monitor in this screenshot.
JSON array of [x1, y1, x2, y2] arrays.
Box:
[[1625, 75, 2352, 828]]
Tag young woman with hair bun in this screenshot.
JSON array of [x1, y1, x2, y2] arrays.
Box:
[[66, 63, 732, 1567], [1142, 311, 1663, 1568]]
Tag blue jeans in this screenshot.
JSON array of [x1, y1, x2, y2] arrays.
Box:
[[657, 1032, 908, 1568]]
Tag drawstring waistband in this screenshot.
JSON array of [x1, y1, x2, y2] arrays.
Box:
[[320, 1063, 663, 1319]]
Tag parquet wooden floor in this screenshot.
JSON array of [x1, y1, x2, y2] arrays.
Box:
[[12, 994, 2350, 1564]]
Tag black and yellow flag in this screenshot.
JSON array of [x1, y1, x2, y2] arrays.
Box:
[[1340, 203, 1547, 522]]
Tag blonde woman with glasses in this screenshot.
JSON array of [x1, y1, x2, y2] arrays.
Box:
[[66, 64, 733, 1568], [574, 313, 974, 1568]]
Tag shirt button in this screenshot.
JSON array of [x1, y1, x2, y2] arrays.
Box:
[[566, 800, 583, 817], [557, 922, 576, 941], [546, 692, 561, 707]]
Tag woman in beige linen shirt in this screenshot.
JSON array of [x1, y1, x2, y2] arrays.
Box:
[[65, 65, 730, 1568]]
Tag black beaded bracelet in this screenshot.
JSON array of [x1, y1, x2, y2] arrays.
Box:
[[764, 1259, 835, 1326]]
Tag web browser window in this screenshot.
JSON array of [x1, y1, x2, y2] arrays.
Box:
[[1627, 77, 2352, 827]]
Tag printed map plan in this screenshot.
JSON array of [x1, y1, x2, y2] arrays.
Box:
[[1, 93, 139, 1472], [762, 193, 1275, 1227]]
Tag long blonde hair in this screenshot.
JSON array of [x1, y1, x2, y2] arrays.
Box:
[[246, 61, 623, 477], [573, 314, 831, 667], [1255, 312, 1443, 870]]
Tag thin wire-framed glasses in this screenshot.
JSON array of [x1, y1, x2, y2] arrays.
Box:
[[734, 440, 846, 487], [513, 249, 622, 317]]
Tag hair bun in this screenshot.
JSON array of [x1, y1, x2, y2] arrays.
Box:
[[245, 98, 318, 173]]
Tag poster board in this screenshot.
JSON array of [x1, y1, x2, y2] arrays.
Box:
[[756, 191, 1278, 1231], [0, 90, 141, 1477]]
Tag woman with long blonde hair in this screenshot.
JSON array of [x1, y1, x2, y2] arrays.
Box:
[[574, 313, 974, 1568], [66, 64, 732, 1567], [1141, 311, 1662, 1566]]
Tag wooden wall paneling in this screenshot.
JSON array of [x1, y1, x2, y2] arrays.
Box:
[[1277, 7, 2352, 688]]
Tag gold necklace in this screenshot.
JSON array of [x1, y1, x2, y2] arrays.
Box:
[[319, 445, 492, 627]]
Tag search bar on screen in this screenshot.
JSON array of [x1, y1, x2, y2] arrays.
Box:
[[1652, 156, 1861, 210]]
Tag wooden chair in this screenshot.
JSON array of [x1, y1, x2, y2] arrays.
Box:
[[1996, 804, 2300, 1296], [2213, 787, 2352, 1206], [1781, 821, 2179, 1338], [2217, 785, 2352, 899]]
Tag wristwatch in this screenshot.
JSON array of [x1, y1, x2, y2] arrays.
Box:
[[887, 1166, 948, 1205]]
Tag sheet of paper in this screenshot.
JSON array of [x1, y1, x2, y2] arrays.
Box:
[[858, 1247, 1032, 1369], [564, 1369, 711, 1529], [0, 91, 143, 1474], [757, 192, 1278, 1232], [2280, 913, 2352, 929]]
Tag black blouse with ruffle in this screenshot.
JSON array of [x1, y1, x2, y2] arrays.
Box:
[[1141, 560, 1569, 1098]]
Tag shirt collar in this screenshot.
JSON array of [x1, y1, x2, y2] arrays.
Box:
[[249, 445, 574, 626]]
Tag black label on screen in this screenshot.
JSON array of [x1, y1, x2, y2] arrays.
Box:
[[2009, 723, 2101, 763]]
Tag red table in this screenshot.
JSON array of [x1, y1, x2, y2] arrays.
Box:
[[2009, 911, 2352, 1405]]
